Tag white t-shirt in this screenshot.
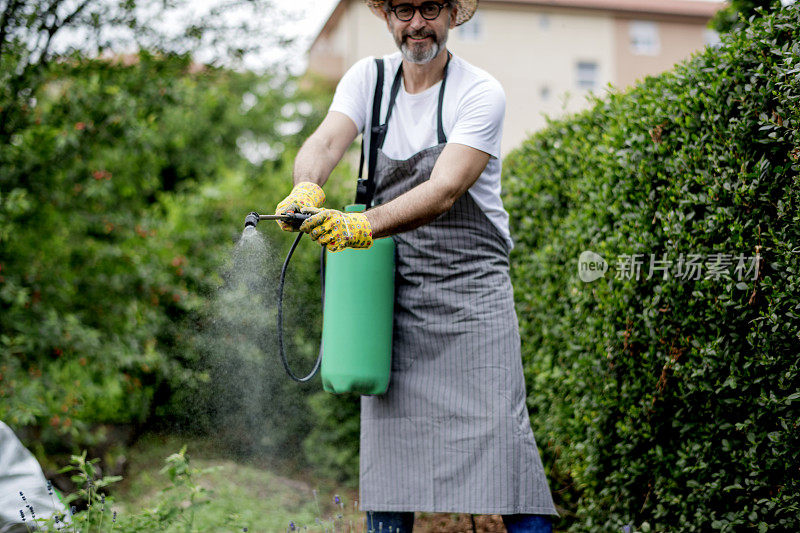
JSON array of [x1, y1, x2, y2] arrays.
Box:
[[329, 51, 513, 250]]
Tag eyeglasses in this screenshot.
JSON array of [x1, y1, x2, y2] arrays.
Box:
[[389, 1, 450, 22]]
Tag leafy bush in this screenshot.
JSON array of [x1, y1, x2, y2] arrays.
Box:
[[303, 392, 360, 486], [504, 5, 799, 531], [0, 49, 345, 461], [710, 0, 782, 33]]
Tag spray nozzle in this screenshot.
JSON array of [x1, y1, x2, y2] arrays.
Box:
[[244, 212, 260, 229], [243, 211, 313, 230]]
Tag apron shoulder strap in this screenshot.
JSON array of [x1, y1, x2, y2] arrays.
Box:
[[437, 52, 452, 144], [356, 57, 385, 207], [355, 54, 450, 206]]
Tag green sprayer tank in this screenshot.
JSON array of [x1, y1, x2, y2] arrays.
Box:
[[320, 205, 395, 395]]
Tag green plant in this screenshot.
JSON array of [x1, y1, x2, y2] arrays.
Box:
[[0, 48, 339, 461], [22, 442, 370, 532], [27, 447, 217, 532], [56, 450, 122, 532], [709, 0, 783, 34], [132, 446, 219, 532], [504, 4, 799, 531]]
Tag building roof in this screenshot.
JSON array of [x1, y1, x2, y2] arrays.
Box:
[[482, 0, 721, 18], [309, 0, 721, 51]]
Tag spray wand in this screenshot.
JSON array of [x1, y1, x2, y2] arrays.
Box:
[[243, 211, 324, 383], [243, 211, 312, 230]]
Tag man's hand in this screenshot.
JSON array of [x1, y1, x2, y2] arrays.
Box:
[[274, 182, 326, 231], [299, 207, 373, 252]]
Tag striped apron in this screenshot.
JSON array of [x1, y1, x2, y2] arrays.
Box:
[[359, 58, 558, 516]]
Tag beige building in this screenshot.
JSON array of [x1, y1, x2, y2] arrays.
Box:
[[307, 0, 722, 153]]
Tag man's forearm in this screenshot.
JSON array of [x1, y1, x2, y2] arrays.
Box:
[[292, 136, 340, 186], [365, 143, 490, 239], [366, 178, 459, 239]]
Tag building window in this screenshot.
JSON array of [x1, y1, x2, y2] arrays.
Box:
[[457, 12, 483, 41], [540, 85, 551, 101], [539, 14, 551, 29], [576, 61, 598, 90], [629, 21, 660, 56]]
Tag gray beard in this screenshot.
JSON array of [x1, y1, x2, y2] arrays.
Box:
[[400, 34, 447, 64]]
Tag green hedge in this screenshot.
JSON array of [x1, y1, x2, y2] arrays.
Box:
[[504, 6, 799, 531]]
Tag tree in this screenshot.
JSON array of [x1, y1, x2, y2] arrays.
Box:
[[0, 0, 292, 141], [0, 0, 341, 461]]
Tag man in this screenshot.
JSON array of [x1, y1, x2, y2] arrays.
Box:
[[275, 0, 558, 530]]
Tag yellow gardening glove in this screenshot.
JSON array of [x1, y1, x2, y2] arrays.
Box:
[[299, 207, 373, 252], [274, 182, 325, 231]]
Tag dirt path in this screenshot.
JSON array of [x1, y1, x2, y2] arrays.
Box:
[[414, 513, 507, 532]]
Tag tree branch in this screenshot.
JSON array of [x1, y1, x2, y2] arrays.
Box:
[[0, 0, 24, 59], [36, 0, 64, 36], [36, 0, 93, 68]]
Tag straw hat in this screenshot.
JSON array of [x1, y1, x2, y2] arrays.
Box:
[[365, 0, 478, 26]]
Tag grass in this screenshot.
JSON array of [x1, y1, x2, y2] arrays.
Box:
[[110, 433, 534, 532], [113, 434, 362, 532]]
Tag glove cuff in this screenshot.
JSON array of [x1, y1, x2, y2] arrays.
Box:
[[349, 212, 373, 249]]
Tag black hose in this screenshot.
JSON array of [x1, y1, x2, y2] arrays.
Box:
[[277, 231, 325, 382]]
